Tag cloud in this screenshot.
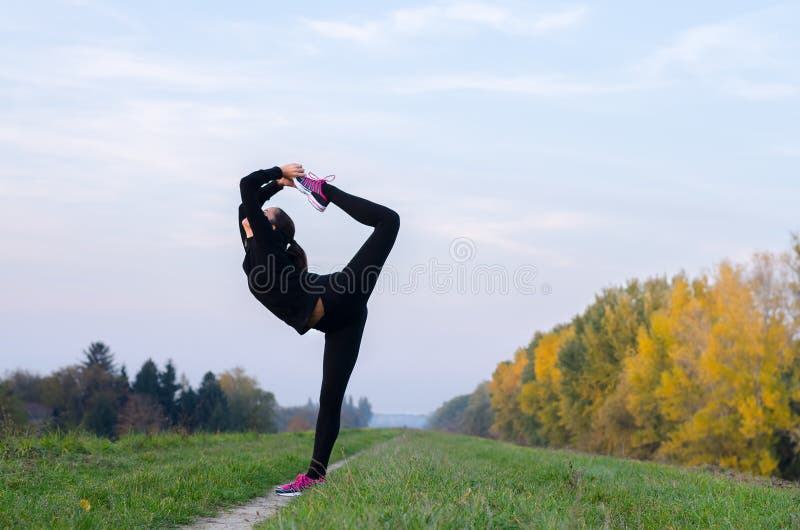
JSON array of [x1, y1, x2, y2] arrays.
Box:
[[725, 79, 799, 100], [642, 21, 774, 77], [302, 2, 587, 44], [0, 46, 282, 93], [637, 15, 796, 100], [532, 5, 588, 32], [406, 196, 607, 266], [392, 73, 639, 97], [303, 19, 382, 44]]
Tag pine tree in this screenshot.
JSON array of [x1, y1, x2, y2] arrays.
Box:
[[158, 360, 180, 426], [132, 359, 160, 398], [82, 342, 116, 374]]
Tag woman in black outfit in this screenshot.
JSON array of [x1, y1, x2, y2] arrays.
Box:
[[238, 162, 400, 496]]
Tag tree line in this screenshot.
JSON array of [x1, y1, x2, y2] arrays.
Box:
[[429, 234, 800, 479], [0, 344, 372, 438]]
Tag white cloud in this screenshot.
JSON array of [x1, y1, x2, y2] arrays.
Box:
[[642, 21, 774, 77], [0, 46, 283, 93], [393, 73, 639, 96], [302, 2, 587, 44], [532, 5, 588, 32], [303, 19, 382, 44], [405, 197, 606, 266], [725, 79, 799, 100], [637, 16, 796, 100]]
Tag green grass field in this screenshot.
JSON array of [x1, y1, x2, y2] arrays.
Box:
[[262, 430, 800, 530], [0, 427, 400, 528], [2, 428, 799, 529]]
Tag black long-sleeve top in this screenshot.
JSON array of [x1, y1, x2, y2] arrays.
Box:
[[239, 167, 320, 335]]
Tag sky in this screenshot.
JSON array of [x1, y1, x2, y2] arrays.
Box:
[[1, 1, 798, 415]]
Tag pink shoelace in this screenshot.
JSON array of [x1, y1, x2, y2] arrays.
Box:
[[300, 172, 336, 198], [282, 472, 324, 491]]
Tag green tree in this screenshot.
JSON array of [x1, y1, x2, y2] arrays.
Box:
[[41, 366, 84, 429], [0, 380, 28, 428], [461, 382, 494, 437], [80, 364, 126, 437], [356, 396, 373, 427], [158, 360, 180, 426], [82, 342, 116, 374], [177, 384, 199, 432], [82, 391, 117, 438], [196, 372, 229, 432], [218, 367, 276, 432], [427, 394, 470, 432], [6, 369, 44, 403], [133, 359, 160, 398]]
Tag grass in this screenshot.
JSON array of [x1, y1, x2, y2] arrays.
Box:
[[260, 430, 800, 530], [0, 427, 402, 528]]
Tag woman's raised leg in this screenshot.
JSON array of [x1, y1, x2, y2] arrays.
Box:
[[323, 183, 400, 304]]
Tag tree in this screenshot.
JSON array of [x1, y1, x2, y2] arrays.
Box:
[[356, 397, 373, 428], [277, 401, 318, 432], [177, 383, 199, 432], [427, 394, 470, 432], [461, 382, 494, 437], [132, 359, 160, 398], [5, 369, 44, 403], [0, 380, 28, 428], [519, 326, 573, 447], [657, 259, 799, 476], [218, 367, 277, 432], [489, 347, 536, 443], [82, 342, 116, 374], [80, 364, 126, 438], [196, 372, 229, 432], [158, 360, 180, 426], [287, 415, 312, 432], [116, 393, 166, 435], [41, 365, 85, 429]]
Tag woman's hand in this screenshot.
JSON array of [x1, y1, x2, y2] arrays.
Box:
[[278, 163, 303, 188], [280, 163, 305, 180]]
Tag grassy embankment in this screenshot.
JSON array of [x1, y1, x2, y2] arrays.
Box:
[[261, 429, 800, 529], [0, 427, 401, 528]]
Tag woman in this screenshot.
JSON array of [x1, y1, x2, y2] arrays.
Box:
[[238, 163, 400, 496]]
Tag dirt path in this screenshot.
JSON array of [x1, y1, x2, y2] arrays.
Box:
[[185, 455, 351, 529]]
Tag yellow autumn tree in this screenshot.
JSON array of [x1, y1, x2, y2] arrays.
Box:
[[659, 258, 798, 475], [488, 347, 528, 443], [519, 326, 573, 446], [590, 278, 672, 456], [621, 274, 695, 456]]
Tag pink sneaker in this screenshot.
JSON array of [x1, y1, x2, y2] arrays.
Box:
[[295, 172, 335, 212], [274, 472, 325, 497]]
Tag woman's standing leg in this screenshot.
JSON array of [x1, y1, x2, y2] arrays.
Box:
[[306, 306, 369, 479]]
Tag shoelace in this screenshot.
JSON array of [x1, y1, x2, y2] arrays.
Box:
[[301, 172, 336, 195], [289, 472, 323, 491]]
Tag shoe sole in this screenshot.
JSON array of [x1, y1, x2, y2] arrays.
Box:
[[295, 182, 327, 212], [274, 490, 302, 497]]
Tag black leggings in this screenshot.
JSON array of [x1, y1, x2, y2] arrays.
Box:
[[306, 183, 399, 479]]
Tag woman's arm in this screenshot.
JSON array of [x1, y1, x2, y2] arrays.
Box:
[[239, 164, 304, 252], [238, 179, 283, 248]]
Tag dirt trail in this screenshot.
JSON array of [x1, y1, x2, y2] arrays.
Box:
[[185, 454, 351, 529]]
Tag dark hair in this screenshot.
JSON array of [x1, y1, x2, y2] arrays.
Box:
[[271, 208, 308, 271]]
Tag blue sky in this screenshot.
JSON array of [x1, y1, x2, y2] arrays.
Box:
[[1, 1, 798, 414]]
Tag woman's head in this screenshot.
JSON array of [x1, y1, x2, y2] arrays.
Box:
[[264, 207, 308, 270]]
